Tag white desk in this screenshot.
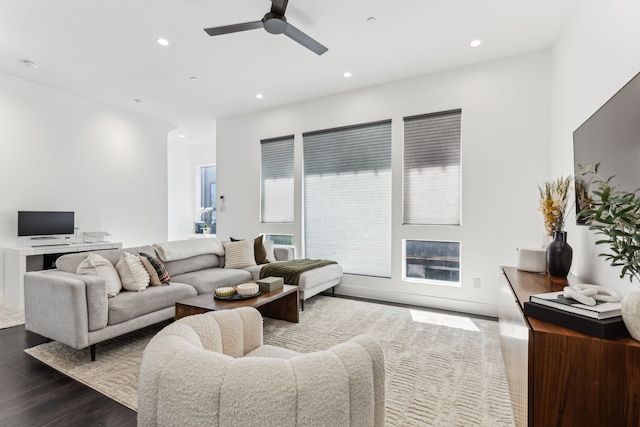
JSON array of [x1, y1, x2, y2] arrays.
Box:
[[3, 242, 122, 309]]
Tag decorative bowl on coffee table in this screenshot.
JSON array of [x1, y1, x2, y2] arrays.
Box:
[[237, 283, 260, 297]]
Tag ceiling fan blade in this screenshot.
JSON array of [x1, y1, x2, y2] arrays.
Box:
[[270, 0, 289, 16], [204, 20, 263, 36], [283, 23, 328, 55]]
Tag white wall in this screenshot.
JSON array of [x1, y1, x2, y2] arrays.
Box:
[[167, 141, 193, 241], [550, 0, 640, 295], [167, 121, 216, 241], [0, 72, 172, 303], [167, 137, 216, 241], [217, 50, 552, 316]]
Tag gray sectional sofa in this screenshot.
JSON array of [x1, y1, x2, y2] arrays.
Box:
[[23, 238, 342, 360]]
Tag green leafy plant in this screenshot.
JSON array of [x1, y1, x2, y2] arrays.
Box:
[[578, 163, 640, 282]]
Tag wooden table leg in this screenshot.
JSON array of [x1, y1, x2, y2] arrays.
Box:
[[258, 289, 299, 323], [175, 303, 208, 321]]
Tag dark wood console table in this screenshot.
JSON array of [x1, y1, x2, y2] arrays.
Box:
[[499, 266, 640, 427]]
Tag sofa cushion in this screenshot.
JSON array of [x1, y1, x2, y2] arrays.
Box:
[[298, 263, 344, 292], [264, 240, 277, 262], [140, 256, 162, 286], [116, 251, 150, 292], [231, 235, 269, 264], [223, 240, 256, 269], [56, 245, 156, 273], [107, 282, 197, 325], [140, 252, 170, 283], [77, 253, 122, 297], [244, 264, 263, 281], [171, 268, 252, 294], [153, 238, 224, 262], [163, 254, 220, 277]]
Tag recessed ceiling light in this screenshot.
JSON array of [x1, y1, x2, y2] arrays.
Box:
[[189, 76, 198, 81], [256, 94, 263, 99], [470, 39, 482, 47], [179, 134, 185, 138], [367, 17, 376, 24], [156, 38, 169, 46], [22, 59, 37, 69], [133, 99, 143, 104], [343, 72, 352, 78]]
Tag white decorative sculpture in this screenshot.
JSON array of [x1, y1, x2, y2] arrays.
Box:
[[563, 284, 620, 306]]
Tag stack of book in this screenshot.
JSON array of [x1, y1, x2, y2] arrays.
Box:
[[524, 291, 627, 339]]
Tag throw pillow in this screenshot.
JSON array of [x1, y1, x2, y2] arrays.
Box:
[[116, 251, 150, 292], [139, 255, 162, 286], [77, 252, 122, 298], [223, 240, 257, 269], [140, 252, 170, 284], [263, 239, 277, 263], [231, 235, 269, 264]]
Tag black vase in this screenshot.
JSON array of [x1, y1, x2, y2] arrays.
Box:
[[546, 230, 573, 278]]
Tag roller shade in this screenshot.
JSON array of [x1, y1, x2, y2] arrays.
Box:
[[261, 136, 294, 223], [303, 120, 392, 277], [403, 110, 461, 225]]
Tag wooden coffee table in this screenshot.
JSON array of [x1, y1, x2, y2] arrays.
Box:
[[175, 284, 299, 323]]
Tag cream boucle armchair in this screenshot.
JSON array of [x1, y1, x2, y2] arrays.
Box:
[[138, 307, 385, 427]]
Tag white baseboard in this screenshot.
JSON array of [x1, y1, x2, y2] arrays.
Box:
[[334, 283, 499, 318]]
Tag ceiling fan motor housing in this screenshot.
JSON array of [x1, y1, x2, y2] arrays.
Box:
[[263, 12, 287, 34]]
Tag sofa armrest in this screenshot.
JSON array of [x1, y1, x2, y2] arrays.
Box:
[[24, 270, 108, 349], [340, 335, 386, 427], [274, 245, 295, 261]]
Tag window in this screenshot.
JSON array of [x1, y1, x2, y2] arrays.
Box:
[[261, 136, 294, 223], [404, 240, 460, 285], [403, 109, 461, 225], [263, 234, 294, 245], [200, 165, 216, 234], [303, 120, 392, 277]]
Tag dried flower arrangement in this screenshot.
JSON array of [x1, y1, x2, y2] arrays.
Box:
[[538, 175, 573, 236]]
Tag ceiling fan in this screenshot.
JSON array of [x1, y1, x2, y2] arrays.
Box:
[[204, 0, 328, 55]]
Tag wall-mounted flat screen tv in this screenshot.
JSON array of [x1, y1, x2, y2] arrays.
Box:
[[573, 70, 640, 224], [18, 211, 75, 236]]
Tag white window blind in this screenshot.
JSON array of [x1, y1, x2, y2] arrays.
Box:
[[261, 136, 294, 223], [403, 109, 461, 225], [303, 120, 392, 277]]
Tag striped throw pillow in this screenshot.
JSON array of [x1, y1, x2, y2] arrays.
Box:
[[223, 240, 257, 269], [140, 252, 170, 284], [139, 255, 162, 286], [231, 235, 269, 264]]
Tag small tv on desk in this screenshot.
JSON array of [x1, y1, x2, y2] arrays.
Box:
[[18, 211, 75, 243]]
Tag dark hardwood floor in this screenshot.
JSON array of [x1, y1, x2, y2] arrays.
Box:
[[0, 325, 136, 427]]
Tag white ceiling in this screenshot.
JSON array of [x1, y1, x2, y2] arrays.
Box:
[[0, 0, 576, 144]]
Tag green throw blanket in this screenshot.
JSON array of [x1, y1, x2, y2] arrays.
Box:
[[259, 259, 337, 285]]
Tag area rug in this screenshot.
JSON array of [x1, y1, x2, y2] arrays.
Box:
[[0, 305, 25, 329], [25, 296, 515, 426]]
